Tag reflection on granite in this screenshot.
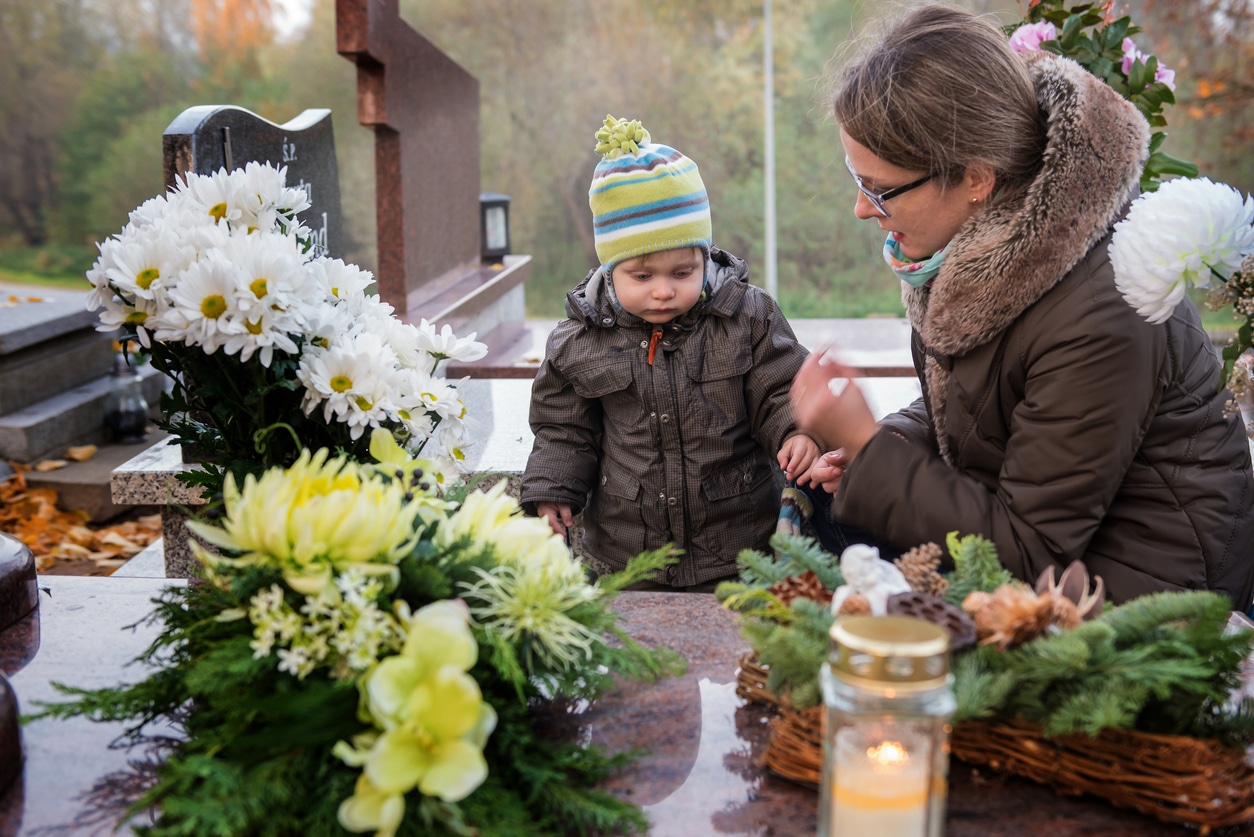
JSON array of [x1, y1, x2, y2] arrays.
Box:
[[3, 581, 1254, 836], [0, 536, 37, 635]]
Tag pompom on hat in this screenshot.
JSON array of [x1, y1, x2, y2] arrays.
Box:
[[589, 115, 712, 271]]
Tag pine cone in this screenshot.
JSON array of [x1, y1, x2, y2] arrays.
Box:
[[767, 570, 833, 608], [838, 592, 871, 615], [886, 591, 977, 650], [894, 543, 949, 597], [962, 584, 1053, 650]]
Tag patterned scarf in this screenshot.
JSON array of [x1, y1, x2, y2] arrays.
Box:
[[883, 234, 950, 288]]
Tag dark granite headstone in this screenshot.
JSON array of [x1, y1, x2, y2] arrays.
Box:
[[163, 106, 344, 259]]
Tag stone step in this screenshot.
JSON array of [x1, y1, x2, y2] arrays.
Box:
[[0, 327, 118, 415], [24, 432, 169, 522], [0, 364, 167, 463]]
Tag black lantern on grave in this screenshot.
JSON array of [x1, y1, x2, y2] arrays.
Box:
[[480, 192, 512, 261]]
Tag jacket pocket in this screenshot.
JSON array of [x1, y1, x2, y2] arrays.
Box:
[[693, 455, 778, 561], [687, 345, 753, 383], [584, 468, 646, 562], [701, 455, 773, 501], [564, 354, 633, 399]]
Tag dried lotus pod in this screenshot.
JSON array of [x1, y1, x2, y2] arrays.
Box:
[[886, 591, 977, 650], [767, 569, 833, 608], [837, 592, 872, 615]]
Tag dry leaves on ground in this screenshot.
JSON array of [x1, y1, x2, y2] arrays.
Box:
[[0, 462, 161, 574]]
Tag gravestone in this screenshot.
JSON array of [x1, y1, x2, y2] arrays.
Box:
[[337, 0, 532, 359], [163, 106, 344, 259], [0, 282, 164, 464]]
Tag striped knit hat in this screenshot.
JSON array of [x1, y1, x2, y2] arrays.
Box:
[[589, 115, 712, 271]]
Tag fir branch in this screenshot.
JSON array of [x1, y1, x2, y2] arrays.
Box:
[[942, 531, 1014, 606]]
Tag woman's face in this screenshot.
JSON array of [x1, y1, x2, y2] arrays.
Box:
[[840, 129, 988, 261]]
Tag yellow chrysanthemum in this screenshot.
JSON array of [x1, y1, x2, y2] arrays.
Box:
[[187, 448, 434, 594]]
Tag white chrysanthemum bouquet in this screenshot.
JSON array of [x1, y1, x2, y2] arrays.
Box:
[[33, 432, 682, 837], [85, 162, 487, 496], [1109, 177, 1254, 400]]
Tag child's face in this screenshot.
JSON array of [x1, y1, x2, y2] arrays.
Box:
[[610, 247, 704, 325]]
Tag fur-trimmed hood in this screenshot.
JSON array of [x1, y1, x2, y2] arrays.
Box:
[[904, 52, 1149, 355], [903, 52, 1150, 463]]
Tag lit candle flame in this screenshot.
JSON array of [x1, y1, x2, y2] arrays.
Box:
[[867, 740, 910, 773]]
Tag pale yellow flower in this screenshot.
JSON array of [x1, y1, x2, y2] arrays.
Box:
[[187, 448, 425, 594], [334, 600, 496, 835]]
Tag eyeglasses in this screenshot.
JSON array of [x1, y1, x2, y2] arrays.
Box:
[[844, 157, 934, 218]]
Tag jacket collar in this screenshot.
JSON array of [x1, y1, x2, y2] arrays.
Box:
[[565, 246, 751, 330], [904, 53, 1150, 358]]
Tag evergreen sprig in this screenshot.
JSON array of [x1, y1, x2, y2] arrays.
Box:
[[723, 532, 1254, 746], [30, 511, 681, 835]]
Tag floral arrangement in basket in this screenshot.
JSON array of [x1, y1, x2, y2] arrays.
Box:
[[717, 534, 1254, 828], [31, 431, 684, 837], [85, 162, 486, 498]]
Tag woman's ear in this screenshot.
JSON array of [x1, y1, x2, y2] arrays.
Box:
[[966, 163, 997, 203]]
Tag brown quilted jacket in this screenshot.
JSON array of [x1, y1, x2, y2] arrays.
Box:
[[835, 53, 1254, 607], [521, 248, 810, 586]]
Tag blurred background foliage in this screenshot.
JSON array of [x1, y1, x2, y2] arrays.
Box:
[[0, 0, 1249, 320]]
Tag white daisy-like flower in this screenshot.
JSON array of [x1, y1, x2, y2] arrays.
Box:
[[308, 256, 375, 303], [162, 253, 250, 353], [414, 319, 489, 363], [235, 161, 311, 233], [175, 166, 250, 227], [96, 232, 193, 302], [297, 333, 397, 438], [1111, 178, 1254, 324]]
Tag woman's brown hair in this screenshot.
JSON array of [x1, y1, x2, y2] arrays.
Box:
[[831, 3, 1046, 204]]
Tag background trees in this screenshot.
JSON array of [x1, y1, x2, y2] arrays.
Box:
[[0, 0, 1248, 318]]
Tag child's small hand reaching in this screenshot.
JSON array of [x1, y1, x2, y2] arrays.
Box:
[[537, 501, 574, 537], [777, 434, 820, 484]]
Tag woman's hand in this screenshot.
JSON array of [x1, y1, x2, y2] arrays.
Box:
[[536, 501, 574, 537], [777, 434, 820, 483], [801, 449, 849, 493], [790, 348, 880, 466]]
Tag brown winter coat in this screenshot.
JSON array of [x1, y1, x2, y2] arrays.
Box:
[[521, 248, 809, 586], [835, 53, 1254, 607]]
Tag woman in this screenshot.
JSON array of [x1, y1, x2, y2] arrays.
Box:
[[792, 4, 1254, 606]]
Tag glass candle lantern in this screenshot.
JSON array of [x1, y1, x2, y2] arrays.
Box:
[[818, 615, 954, 837], [104, 353, 150, 445]]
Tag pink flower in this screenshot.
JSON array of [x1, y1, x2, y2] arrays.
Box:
[[1121, 37, 1176, 91], [1009, 21, 1057, 53]]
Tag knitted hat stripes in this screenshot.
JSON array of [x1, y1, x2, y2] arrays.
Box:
[[589, 115, 712, 270]]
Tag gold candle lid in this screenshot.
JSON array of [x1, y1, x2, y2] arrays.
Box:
[[829, 615, 950, 691]]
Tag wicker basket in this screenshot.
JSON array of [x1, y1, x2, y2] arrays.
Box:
[[735, 652, 1254, 831]]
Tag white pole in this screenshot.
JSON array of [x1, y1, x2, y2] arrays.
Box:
[[763, 0, 778, 298]]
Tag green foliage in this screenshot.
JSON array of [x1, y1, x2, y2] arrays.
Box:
[[941, 531, 1015, 606], [30, 526, 681, 835], [952, 590, 1254, 745], [721, 531, 1254, 745], [1015, 0, 1199, 192]]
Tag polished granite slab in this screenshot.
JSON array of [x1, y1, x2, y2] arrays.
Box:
[[3, 577, 1252, 836]]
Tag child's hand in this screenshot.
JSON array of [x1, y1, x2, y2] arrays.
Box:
[[777, 434, 820, 483], [802, 449, 849, 494], [537, 501, 574, 537]]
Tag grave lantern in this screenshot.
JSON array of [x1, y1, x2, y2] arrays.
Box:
[[819, 615, 955, 837], [480, 192, 512, 261]]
